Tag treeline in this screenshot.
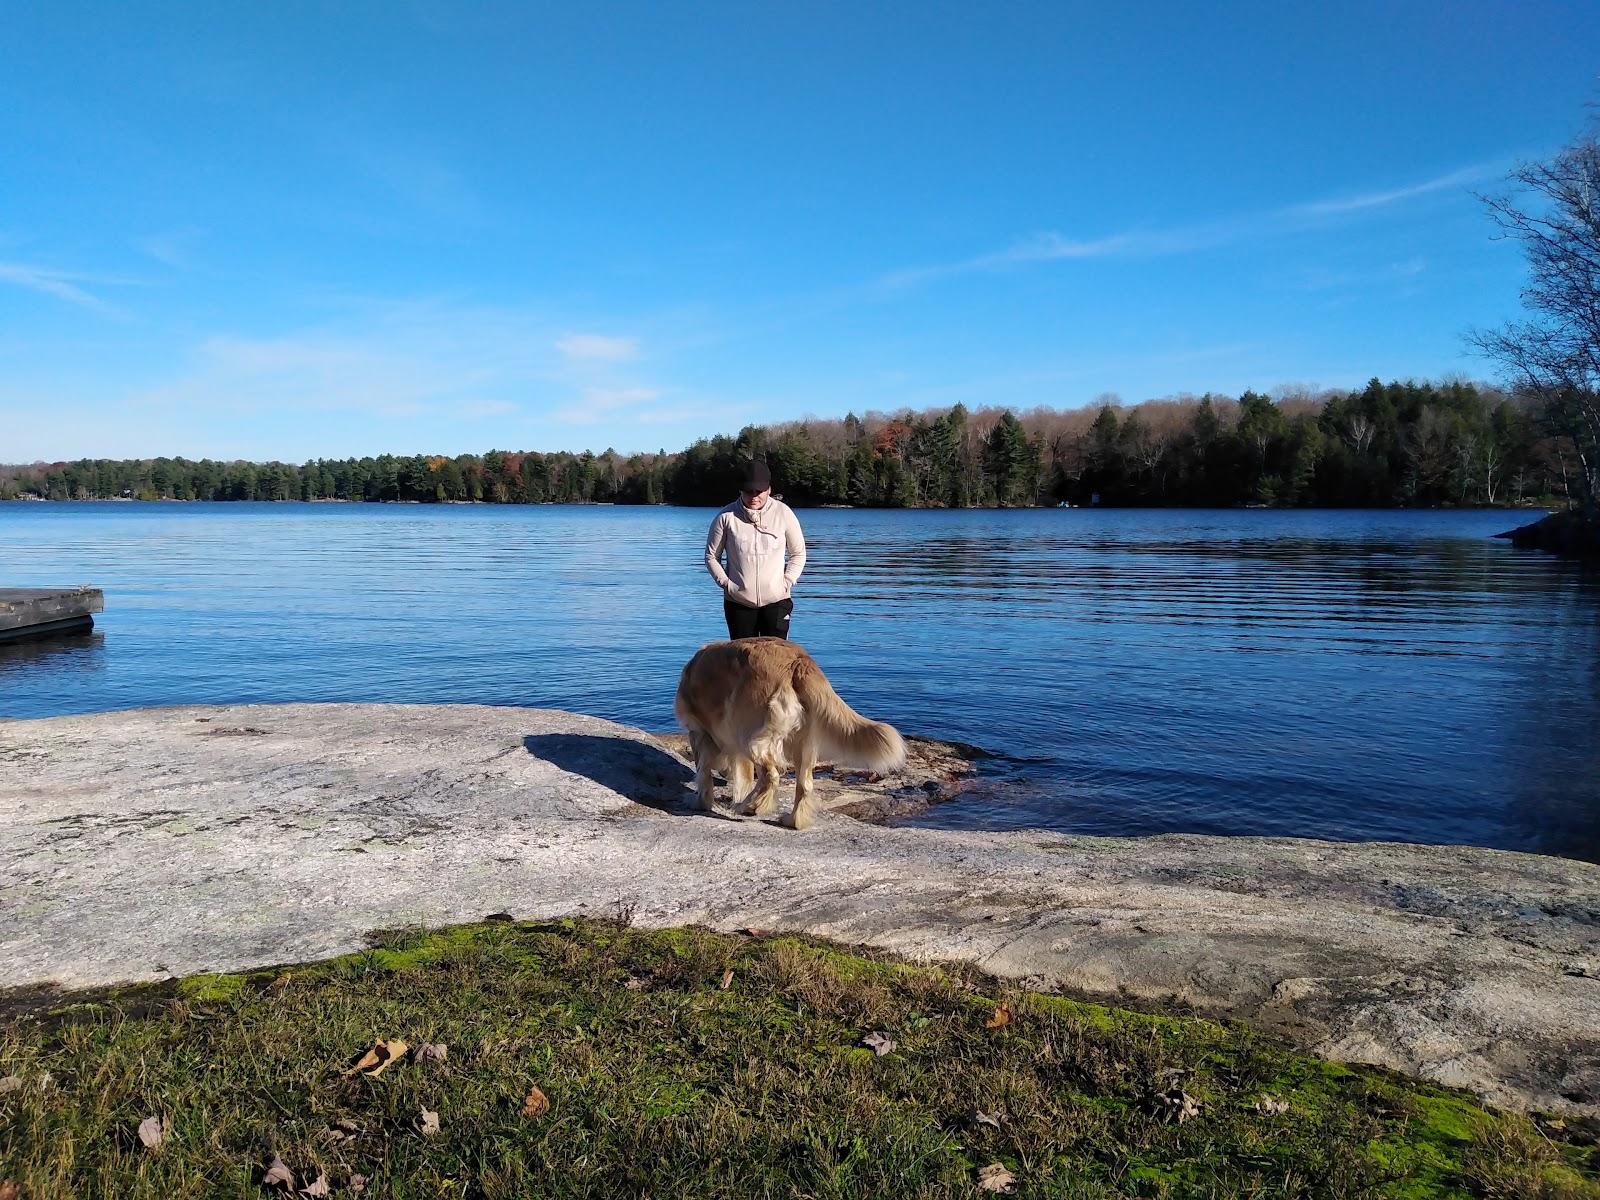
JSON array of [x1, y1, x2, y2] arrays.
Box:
[[0, 378, 1576, 508]]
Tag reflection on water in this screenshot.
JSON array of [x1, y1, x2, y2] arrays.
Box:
[[0, 629, 103, 675], [2, 503, 1596, 862]]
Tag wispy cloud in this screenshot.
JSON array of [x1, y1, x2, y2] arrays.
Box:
[[461, 399, 520, 419], [0, 261, 125, 313], [861, 340, 1267, 409], [1288, 163, 1501, 218], [1292, 256, 1428, 294], [118, 301, 683, 447], [553, 385, 661, 425], [137, 228, 207, 270], [877, 159, 1506, 292], [555, 333, 640, 363], [137, 322, 526, 420]]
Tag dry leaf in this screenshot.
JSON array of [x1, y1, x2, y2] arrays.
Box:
[[324, 1118, 361, 1144], [349, 1175, 368, 1195], [417, 1107, 440, 1137], [860, 1031, 895, 1057], [299, 1175, 330, 1198], [720, 968, 734, 990], [986, 1004, 1012, 1030], [977, 1162, 1017, 1193], [521, 1085, 550, 1118], [267, 973, 293, 992], [0, 1181, 19, 1200], [0, 1076, 22, 1093], [263, 1156, 296, 1190], [623, 976, 649, 991], [1254, 1095, 1290, 1115], [1153, 1088, 1202, 1123], [137, 1115, 165, 1150], [414, 1043, 448, 1064], [973, 1110, 1003, 1129], [342, 1038, 409, 1077]]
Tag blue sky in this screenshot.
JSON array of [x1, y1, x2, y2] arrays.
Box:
[[2, 1, 1597, 462]]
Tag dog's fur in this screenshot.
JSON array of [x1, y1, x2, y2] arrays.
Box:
[[673, 638, 906, 829]]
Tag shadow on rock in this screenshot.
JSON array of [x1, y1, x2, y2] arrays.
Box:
[[523, 733, 694, 811]]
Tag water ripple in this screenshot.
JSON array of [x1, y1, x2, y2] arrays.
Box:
[[2, 503, 1597, 861]]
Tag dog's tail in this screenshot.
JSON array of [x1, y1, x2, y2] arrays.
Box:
[[673, 656, 703, 733], [793, 657, 906, 773]]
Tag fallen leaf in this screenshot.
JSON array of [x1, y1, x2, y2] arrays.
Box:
[[1254, 1095, 1290, 1115], [521, 1085, 550, 1118], [973, 1110, 1003, 1129], [414, 1042, 448, 1064], [267, 973, 293, 992], [0, 1180, 19, 1200], [977, 1162, 1017, 1193], [418, 1107, 440, 1137], [348, 1175, 368, 1195], [986, 1004, 1012, 1030], [860, 1031, 896, 1057], [342, 1038, 409, 1077], [0, 1076, 22, 1093], [137, 1115, 165, 1150], [1152, 1087, 1202, 1123], [623, 976, 649, 991], [299, 1175, 330, 1198], [720, 968, 734, 990], [323, 1117, 361, 1144], [263, 1156, 296, 1190]]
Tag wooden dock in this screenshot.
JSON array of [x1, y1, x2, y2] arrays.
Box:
[[0, 588, 104, 643]]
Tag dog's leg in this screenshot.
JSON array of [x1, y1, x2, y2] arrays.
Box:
[[739, 757, 781, 818], [783, 735, 819, 830], [690, 732, 719, 812], [728, 756, 755, 812]]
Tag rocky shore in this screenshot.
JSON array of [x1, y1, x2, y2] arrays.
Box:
[[1498, 508, 1600, 558], [2, 702, 1596, 1115]]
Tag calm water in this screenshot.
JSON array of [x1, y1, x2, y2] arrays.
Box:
[[3, 502, 1598, 862]]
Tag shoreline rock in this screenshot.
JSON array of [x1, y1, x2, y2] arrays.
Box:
[[648, 730, 988, 823], [2, 702, 1597, 1116], [1496, 509, 1600, 558]]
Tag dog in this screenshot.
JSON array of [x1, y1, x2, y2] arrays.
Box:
[[673, 638, 906, 829]]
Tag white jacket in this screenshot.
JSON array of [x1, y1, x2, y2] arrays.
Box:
[[705, 497, 807, 609]]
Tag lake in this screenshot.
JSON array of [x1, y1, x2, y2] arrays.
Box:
[[2, 502, 1597, 863]]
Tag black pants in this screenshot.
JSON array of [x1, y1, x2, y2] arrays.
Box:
[[725, 596, 793, 640]]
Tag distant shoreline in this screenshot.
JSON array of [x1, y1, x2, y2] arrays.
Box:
[[0, 496, 1555, 513]]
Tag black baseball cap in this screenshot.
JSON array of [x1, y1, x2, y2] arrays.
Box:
[[741, 457, 772, 492]]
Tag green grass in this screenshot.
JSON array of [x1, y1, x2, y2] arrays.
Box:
[[2, 919, 1596, 1198]]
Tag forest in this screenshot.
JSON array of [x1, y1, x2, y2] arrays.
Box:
[[0, 378, 1575, 509]]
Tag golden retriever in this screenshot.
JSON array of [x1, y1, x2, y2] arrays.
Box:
[[673, 638, 906, 829]]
